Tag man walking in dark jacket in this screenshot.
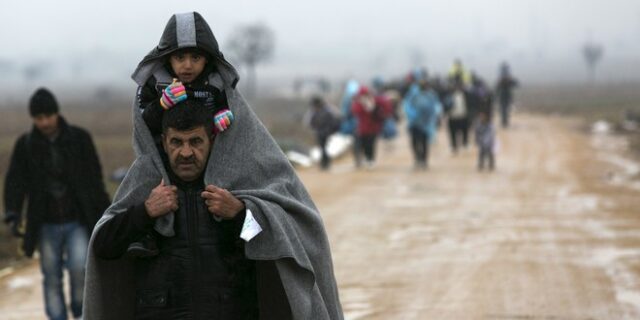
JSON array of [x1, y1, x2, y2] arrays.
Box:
[[495, 62, 519, 128], [3, 88, 110, 320]]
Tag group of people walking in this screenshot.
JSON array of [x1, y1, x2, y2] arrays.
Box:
[[306, 59, 519, 172]]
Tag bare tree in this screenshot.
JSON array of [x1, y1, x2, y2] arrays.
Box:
[[582, 42, 604, 84], [227, 23, 275, 98]]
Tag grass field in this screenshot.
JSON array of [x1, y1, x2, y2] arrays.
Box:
[[519, 83, 640, 122]]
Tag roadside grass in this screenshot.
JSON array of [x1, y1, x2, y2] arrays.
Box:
[[519, 84, 640, 123], [519, 83, 640, 154]]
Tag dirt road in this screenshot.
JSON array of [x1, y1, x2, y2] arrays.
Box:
[[2, 113, 640, 319]]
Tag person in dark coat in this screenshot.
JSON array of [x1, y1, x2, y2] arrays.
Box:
[[469, 74, 494, 122], [3, 87, 110, 320], [305, 96, 341, 170], [93, 102, 262, 319], [495, 62, 519, 128]]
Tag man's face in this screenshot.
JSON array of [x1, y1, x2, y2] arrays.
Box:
[[33, 113, 59, 137], [169, 51, 207, 84], [162, 126, 212, 182]]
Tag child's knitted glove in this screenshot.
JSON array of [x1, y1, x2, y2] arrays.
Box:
[[213, 109, 234, 134], [160, 79, 187, 109]]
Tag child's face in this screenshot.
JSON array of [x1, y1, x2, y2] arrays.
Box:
[[169, 51, 207, 84]]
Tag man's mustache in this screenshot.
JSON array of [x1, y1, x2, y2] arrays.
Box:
[[176, 156, 195, 165]]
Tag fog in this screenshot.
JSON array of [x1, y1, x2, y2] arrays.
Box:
[[1, 0, 639, 101]]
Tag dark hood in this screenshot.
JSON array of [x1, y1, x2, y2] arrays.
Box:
[[131, 11, 239, 88]]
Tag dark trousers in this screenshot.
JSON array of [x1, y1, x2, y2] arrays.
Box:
[[317, 135, 330, 169], [500, 101, 511, 128], [359, 134, 378, 162], [478, 146, 495, 170], [410, 127, 429, 166], [352, 135, 362, 167], [448, 118, 469, 152]]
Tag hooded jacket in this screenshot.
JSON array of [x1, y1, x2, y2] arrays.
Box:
[[403, 84, 442, 141], [351, 88, 391, 136], [133, 12, 234, 138], [132, 12, 238, 89], [338, 80, 360, 135], [84, 12, 343, 320], [3, 116, 110, 257]]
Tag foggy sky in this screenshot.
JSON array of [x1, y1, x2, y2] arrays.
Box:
[[2, 0, 639, 95]]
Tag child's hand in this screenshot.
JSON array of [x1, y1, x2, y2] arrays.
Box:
[[160, 79, 187, 109], [213, 109, 234, 134]]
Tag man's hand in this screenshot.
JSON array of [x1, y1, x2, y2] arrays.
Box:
[[144, 179, 179, 218], [201, 185, 244, 219], [3, 212, 24, 238]]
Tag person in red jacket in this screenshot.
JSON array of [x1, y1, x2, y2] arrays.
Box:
[[351, 86, 391, 169]]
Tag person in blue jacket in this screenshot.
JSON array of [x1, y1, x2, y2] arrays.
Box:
[[403, 79, 442, 170]]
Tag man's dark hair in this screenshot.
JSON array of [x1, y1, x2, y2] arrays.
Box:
[[162, 99, 213, 134]]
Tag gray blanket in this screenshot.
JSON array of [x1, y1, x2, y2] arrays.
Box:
[[83, 70, 343, 319]]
